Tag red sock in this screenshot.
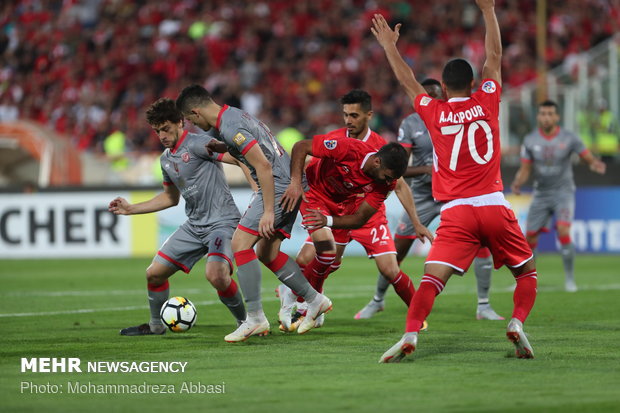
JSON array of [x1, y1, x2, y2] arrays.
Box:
[[512, 270, 537, 322], [391, 271, 415, 306], [329, 261, 341, 275], [303, 252, 336, 293], [217, 279, 238, 297], [405, 274, 444, 332]]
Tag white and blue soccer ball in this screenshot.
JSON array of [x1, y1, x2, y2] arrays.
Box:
[[160, 297, 197, 332]]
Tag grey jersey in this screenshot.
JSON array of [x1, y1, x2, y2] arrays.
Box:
[[160, 131, 241, 226], [521, 127, 587, 192], [214, 105, 291, 188], [397, 112, 434, 200]]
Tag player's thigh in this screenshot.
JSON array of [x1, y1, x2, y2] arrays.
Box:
[[372, 253, 400, 279], [425, 206, 480, 274], [552, 191, 575, 227], [526, 194, 554, 234], [157, 222, 208, 274], [204, 227, 235, 275], [482, 206, 533, 269], [238, 188, 298, 240]]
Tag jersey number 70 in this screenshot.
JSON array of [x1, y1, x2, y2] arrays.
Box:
[[440, 120, 493, 171]]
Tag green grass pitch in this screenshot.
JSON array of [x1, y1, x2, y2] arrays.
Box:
[[1, 254, 619, 412]]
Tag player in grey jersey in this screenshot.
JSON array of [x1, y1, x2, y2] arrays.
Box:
[[355, 79, 504, 321], [511, 100, 606, 292], [109, 98, 254, 336], [176, 85, 332, 342]]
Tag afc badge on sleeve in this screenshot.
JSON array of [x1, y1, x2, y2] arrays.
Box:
[[233, 133, 247, 146], [324, 139, 337, 150], [420, 96, 432, 106], [481, 81, 496, 93]]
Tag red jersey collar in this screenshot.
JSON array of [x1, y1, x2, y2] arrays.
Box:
[[171, 130, 189, 154], [539, 126, 560, 141], [360, 151, 377, 171], [216, 105, 229, 130]]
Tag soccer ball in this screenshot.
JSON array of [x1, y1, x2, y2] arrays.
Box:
[[160, 297, 197, 332]]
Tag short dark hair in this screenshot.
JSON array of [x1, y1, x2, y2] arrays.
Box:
[[340, 89, 372, 112], [376, 142, 408, 178], [539, 100, 559, 112], [146, 98, 183, 126], [442, 58, 474, 92], [421, 78, 441, 88], [175, 84, 214, 114]]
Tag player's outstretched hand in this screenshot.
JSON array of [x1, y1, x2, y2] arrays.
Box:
[[590, 159, 607, 175], [475, 0, 495, 10], [413, 222, 434, 244], [280, 182, 306, 213], [108, 197, 131, 215], [510, 182, 521, 195], [205, 139, 228, 155], [371, 14, 401, 49], [301, 209, 326, 230], [258, 212, 276, 239]]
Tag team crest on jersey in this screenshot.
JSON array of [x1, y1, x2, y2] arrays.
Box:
[[182, 152, 190, 163], [324, 139, 337, 150], [420, 96, 432, 106], [481, 81, 496, 93], [233, 133, 246, 146], [362, 184, 373, 193]]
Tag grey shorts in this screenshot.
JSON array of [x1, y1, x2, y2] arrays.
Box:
[[526, 190, 575, 234], [238, 188, 299, 238], [395, 197, 442, 239], [155, 221, 236, 274]]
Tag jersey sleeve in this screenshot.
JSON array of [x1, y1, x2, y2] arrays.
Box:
[[225, 128, 258, 156], [397, 117, 414, 148], [473, 79, 502, 115], [520, 138, 533, 163], [311, 135, 351, 161], [569, 131, 588, 155], [161, 161, 173, 186], [413, 94, 438, 126]]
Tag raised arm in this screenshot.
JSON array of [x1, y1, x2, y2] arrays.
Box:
[[477, 0, 502, 85], [371, 14, 426, 103], [280, 139, 313, 212]]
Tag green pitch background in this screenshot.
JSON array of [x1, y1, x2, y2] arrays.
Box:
[[1, 255, 619, 412]]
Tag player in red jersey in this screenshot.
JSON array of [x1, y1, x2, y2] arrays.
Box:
[[281, 139, 424, 327], [373, 0, 537, 362], [277, 90, 432, 331]]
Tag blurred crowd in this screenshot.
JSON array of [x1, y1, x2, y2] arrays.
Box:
[[1, 0, 619, 156]]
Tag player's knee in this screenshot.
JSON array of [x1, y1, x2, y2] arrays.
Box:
[[146, 265, 167, 286], [206, 270, 229, 290], [378, 264, 400, 280]]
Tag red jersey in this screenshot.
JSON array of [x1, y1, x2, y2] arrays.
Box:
[[305, 134, 395, 210], [414, 78, 504, 202]]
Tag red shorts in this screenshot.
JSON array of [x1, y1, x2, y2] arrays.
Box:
[[349, 211, 396, 258], [426, 204, 532, 273], [300, 190, 350, 242]]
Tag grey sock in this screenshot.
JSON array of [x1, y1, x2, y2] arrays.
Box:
[[273, 256, 318, 303], [148, 286, 169, 331], [236, 259, 263, 313], [560, 242, 575, 283], [474, 256, 493, 305], [219, 289, 247, 323], [373, 274, 391, 302]]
